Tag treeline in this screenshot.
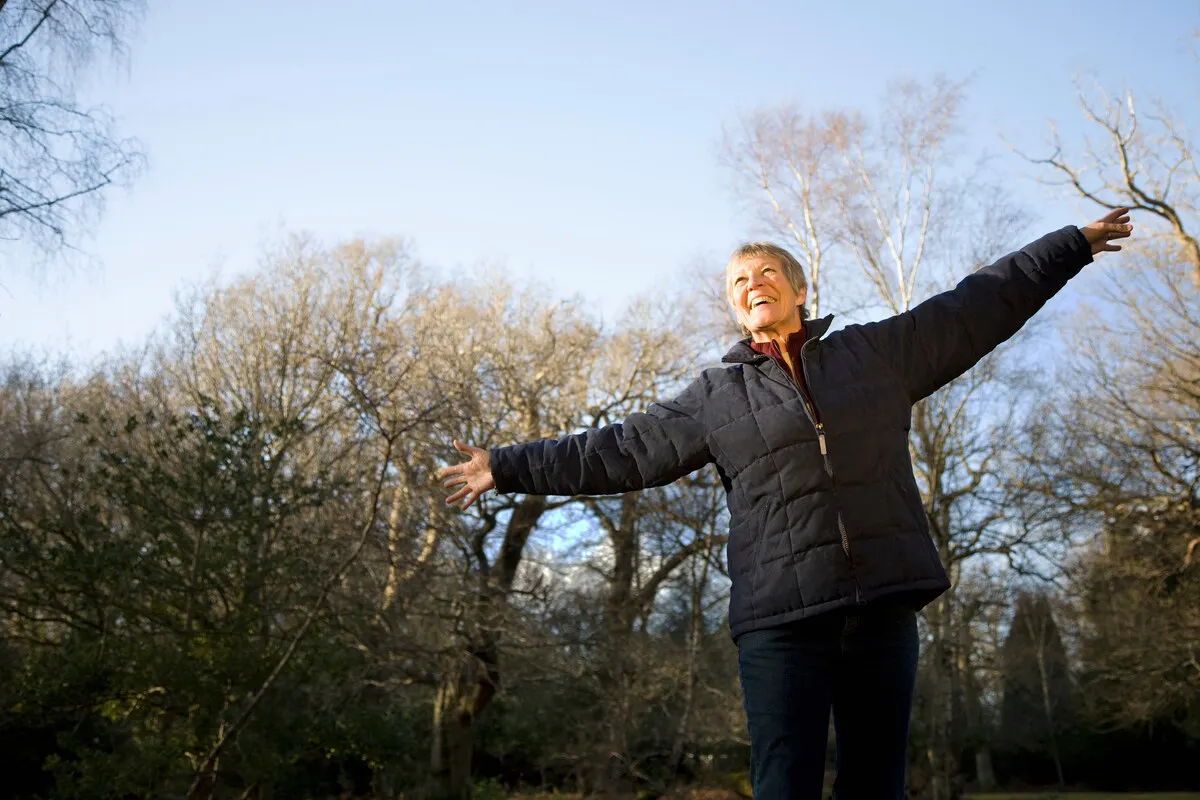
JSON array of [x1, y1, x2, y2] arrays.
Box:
[[1, 69, 1198, 800]]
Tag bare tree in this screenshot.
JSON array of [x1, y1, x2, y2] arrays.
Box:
[[1014, 237, 1200, 734], [662, 472, 730, 780], [0, 0, 146, 261], [151, 235, 442, 797], [1008, 72, 1200, 744], [951, 566, 1012, 792], [1019, 81, 1200, 287], [723, 106, 837, 316], [400, 280, 711, 798], [1021, 74, 1200, 574], [561, 298, 720, 790]]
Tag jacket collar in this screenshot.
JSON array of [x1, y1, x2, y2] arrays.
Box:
[[721, 314, 834, 365]]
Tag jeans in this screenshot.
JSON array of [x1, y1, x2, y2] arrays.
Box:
[[736, 603, 920, 799]]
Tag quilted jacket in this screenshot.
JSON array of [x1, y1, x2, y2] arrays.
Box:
[[490, 226, 1093, 639]]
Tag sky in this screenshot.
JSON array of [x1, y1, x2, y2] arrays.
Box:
[[1, 0, 1197, 361]]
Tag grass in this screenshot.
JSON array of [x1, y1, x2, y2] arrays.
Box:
[[510, 792, 1200, 800], [968, 794, 1200, 799]]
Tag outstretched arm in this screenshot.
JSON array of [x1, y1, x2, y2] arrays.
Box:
[[858, 208, 1133, 402], [437, 378, 714, 510]]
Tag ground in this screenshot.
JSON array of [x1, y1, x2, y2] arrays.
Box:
[[507, 793, 1200, 800], [968, 795, 1200, 800]]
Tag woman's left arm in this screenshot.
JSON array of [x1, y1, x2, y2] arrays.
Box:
[[856, 208, 1132, 403]]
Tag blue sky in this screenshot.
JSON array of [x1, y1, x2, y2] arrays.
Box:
[[1, 0, 1196, 359]]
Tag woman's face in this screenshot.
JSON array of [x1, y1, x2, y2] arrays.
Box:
[[729, 255, 806, 334]]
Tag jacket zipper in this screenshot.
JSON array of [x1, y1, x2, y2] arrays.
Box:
[[798, 348, 855, 577], [765, 347, 851, 561], [795, 345, 830, 473]]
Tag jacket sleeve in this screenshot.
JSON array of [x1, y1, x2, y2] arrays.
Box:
[[857, 225, 1093, 403], [488, 377, 714, 497]]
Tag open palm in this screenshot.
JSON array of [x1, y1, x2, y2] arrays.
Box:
[[436, 440, 495, 510]]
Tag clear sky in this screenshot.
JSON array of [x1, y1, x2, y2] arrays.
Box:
[[1, 0, 1196, 360]]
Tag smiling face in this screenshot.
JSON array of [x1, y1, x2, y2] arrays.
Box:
[[727, 253, 807, 340]]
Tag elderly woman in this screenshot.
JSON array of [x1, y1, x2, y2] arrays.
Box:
[[438, 209, 1133, 798]]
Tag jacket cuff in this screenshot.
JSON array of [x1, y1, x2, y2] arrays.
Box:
[[1056, 224, 1094, 280], [489, 446, 518, 494], [1021, 225, 1094, 288]]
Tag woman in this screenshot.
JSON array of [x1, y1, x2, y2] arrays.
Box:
[[438, 210, 1133, 798]]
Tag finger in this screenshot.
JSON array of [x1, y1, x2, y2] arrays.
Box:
[[436, 463, 464, 481], [453, 439, 472, 454], [1102, 243, 1122, 252], [442, 475, 467, 488], [446, 486, 470, 505], [1101, 207, 1130, 222], [460, 490, 477, 511]]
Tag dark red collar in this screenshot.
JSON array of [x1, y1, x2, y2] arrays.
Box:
[[748, 321, 809, 364], [746, 321, 817, 413]]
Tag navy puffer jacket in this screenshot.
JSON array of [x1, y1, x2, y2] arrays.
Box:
[[490, 227, 1092, 638]]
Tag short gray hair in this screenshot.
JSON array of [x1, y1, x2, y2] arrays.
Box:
[[725, 242, 809, 335]]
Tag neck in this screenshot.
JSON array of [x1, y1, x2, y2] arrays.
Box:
[[749, 309, 803, 354]]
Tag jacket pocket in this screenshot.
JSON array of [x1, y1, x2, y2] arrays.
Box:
[[891, 471, 943, 571], [726, 514, 755, 579], [728, 501, 772, 580], [748, 499, 777, 578], [891, 469, 925, 526]]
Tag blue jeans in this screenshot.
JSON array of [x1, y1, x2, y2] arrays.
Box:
[[735, 603, 920, 799]]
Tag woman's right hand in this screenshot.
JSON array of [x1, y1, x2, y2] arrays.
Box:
[[436, 440, 496, 511]]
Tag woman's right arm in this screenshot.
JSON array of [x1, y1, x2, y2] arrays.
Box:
[[438, 377, 714, 509]]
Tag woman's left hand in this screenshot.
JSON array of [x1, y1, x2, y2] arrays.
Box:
[[1081, 207, 1134, 255]]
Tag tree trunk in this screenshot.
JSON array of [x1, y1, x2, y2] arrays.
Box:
[[1033, 625, 1066, 787], [958, 601, 996, 792], [429, 494, 545, 796], [974, 749, 996, 791], [669, 545, 710, 780], [434, 651, 498, 800], [912, 402, 962, 800], [925, 590, 955, 800], [597, 493, 642, 794], [381, 475, 408, 610], [445, 710, 475, 800], [430, 682, 445, 777]]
